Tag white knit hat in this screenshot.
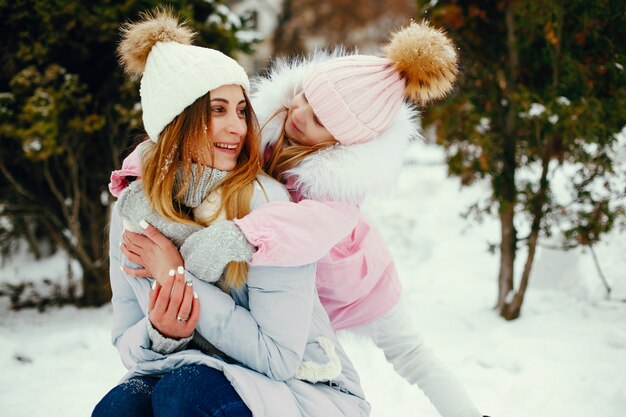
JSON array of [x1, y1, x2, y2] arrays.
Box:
[[118, 8, 249, 142]]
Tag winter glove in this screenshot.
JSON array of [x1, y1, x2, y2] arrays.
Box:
[[117, 180, 201, 247], [180, 220, 255, 283]]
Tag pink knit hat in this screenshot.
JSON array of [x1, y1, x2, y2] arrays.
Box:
[[303, 56, 404, 145], [303, 21, 459, 146]]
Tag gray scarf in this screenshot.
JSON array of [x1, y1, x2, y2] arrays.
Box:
[[174, 164, 229, 208]]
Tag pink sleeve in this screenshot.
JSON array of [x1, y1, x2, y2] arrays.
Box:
[[234, 200, 359, 267], [108, 140, 148, 197]]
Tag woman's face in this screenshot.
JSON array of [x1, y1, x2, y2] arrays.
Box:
[[197, 84, 248, 171], [284, 92, 334, 146]]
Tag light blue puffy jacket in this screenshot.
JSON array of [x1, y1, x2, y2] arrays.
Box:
[[109, 175, 370, 417]]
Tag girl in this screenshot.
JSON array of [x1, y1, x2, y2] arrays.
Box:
[[228, 22, 483, 417], [95, 9, 369, 417]]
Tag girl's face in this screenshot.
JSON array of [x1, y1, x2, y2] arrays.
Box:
[[196, 84, 248, 171], [284, 92, 334, 146]]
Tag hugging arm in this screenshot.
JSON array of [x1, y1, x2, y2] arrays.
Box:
[[127, 222, 318, 381], [119, 180, 358, 283], [180, 199, 360, 282], [117, 180, 201, 248]]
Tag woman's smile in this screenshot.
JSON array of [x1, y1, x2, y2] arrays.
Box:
[[214, 142, 239, 154]]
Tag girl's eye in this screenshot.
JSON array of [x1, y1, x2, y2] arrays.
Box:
[[211, 106, 224, 113], [237, 107, 247, 117]]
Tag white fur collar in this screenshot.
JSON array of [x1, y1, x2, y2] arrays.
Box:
[[251, 51, 421, 204]]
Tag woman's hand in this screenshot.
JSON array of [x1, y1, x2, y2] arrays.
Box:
[[121, 221, 183, 285], [149, 266, 200, 339]]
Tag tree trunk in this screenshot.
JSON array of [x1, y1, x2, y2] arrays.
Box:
[[502, 138, 551, 320], [272, 0, 305, 57], [497, 203, 516, 310], [80, 204, 112, 307], [81, 266, 111, 307], [21, 218, 43, 260], [496, 6, 519, 311]]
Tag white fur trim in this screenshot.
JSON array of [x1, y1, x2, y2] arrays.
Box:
[[251, 52, 421, 204], [294, 336, 342, 383], [287, 104, 420, 204]]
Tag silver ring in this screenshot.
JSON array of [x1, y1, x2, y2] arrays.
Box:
[[177, 314, 189, 322]]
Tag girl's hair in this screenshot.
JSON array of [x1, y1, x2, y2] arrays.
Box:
[[141, 89, 261, 290], [264, 108, 337, 182]]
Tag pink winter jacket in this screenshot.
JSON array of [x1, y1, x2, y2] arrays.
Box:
[[234, 196, 402, 331]]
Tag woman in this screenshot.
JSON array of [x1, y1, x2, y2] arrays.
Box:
[[121, 22, 483, 417], [93, 9, 369, 417]]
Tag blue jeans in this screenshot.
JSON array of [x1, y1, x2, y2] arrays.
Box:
[[92, 365, 252, 417]]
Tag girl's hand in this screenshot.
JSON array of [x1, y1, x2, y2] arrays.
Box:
[[149, 266, 200, 339], [121, 221, 183, 285]]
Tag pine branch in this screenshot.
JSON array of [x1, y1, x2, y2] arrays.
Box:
[[0, 160, 36, 201]]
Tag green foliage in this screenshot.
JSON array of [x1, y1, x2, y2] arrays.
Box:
[[7, 64, 103, 160], [418, 0, 626, 315], [0, 0, 258, 307], [423, 0, 625, 242]]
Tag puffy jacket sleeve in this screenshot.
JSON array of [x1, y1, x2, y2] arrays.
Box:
[[233, 199, 359, 267], [188, 263, 317, 381], [109, 205, 163, 370]]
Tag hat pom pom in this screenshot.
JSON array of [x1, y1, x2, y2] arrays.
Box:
[[117, 7, 196, 76], [384, 21, 459, 105]]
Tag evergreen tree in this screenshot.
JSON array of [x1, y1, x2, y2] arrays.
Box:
[[0, 0, 257, 307], [417, 0, 626, 319]]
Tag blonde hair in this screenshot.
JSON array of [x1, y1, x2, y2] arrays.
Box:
[[141, 89, 261, 290], [264, 108, 337, 182]]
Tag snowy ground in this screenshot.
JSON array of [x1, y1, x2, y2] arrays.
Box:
[[1, 141, 625, 417]]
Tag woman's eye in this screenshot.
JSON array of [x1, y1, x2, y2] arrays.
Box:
[[211, 107, 224, 113], [237, 108, 247, 118]]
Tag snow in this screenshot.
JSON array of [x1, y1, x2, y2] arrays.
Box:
[[236, 30, 263, 44], [207, 4, 244, 30], [556, 96, 571, 106], [207, 14, 222, 25], [22, 139, 42, 153], [519, 103, 547, 119], [216, 4, 242, 28], [1, 141, 625, 417], [475, 117, 491, 134], [100, 190, 109, 206]]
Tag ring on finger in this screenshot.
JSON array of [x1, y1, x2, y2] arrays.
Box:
[[177, 314, 189, 322]]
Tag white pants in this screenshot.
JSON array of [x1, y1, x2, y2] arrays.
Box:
[[350, 301, 481, 417]]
